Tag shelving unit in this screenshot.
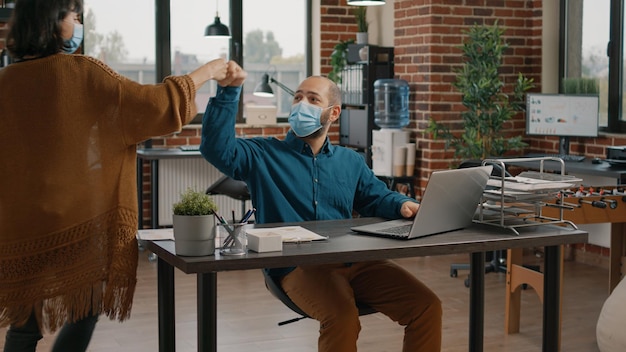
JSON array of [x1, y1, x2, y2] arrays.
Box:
[[475, 157, 582, 235], [338, 44, 394, 167]]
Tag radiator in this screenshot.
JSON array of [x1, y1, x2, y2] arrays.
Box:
[[157, 159, 252, 226]]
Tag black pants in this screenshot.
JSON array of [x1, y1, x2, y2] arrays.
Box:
[[3, 312, 98, 352]]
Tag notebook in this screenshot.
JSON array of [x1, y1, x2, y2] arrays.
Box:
[[351, 165, 493, 239], [245, 105, 277, 125]]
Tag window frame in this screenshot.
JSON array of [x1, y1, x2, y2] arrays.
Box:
[[156, 0, 312, 124], [560, 0, 625, 134]]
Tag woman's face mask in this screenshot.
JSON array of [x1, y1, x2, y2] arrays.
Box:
[[288, 101, 331, 137], [62, 22, 84, 54]]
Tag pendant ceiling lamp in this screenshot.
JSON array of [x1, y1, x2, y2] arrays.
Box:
[[205, 1, 231, 37], [347, 0, 385, 5]]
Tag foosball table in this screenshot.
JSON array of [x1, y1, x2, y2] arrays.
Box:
[[506, 185, 626, 339], [540, 186, 626, 291]]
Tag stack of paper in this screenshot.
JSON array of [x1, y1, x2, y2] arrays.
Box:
[[245, 226, 328, 243]]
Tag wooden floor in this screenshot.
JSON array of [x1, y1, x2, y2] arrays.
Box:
[[0, 249, 608, 352]]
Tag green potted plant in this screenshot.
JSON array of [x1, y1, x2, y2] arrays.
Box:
[[427, 22, 534, 163], [172, 187, 218, 256], [561, 77, 599, 94], [328, 38, 354, 84], [354, 6, 368, 44]]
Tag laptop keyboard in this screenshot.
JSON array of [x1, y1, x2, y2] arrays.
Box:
[[379, 224, 412, 237]]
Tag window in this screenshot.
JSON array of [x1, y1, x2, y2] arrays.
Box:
[[170, 0, 230, 117], [170, 0, 309, 120], [563, 0, 625, 133], [240, 0, 309, 119], [563, 0, 610, 126], [83, 0, 156, 84], [86, 0, 310, 123]]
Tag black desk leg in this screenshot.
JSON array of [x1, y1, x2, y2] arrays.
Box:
[[151, 159, 159, 229], [197, 272, 217, 352], [543, 245, 561, 352], [469, 252, 485, 352], [137, 157, 143, 227], [157, 258, 175, 352]]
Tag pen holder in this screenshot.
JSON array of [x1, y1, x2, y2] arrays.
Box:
[[217, 222, 249, 256]]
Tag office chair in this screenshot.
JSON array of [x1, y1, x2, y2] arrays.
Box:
[[205, 175, 250, 218], [208, 175, 377, 324], [449, 160, 510, 287], [262, 270, 378, 325]]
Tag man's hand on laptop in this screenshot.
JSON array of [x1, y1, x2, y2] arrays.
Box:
[[400, 201, 420, 218]]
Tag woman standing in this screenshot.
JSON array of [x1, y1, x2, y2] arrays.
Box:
[[0, 0, 228, 351]]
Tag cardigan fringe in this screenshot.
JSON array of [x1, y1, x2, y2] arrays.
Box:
[[0, 208, 138, 332]]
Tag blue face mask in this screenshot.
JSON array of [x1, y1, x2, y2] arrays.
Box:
[[62, 23, 84, 54], [288, 102, 329, 137]]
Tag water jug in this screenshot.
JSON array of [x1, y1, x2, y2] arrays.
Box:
[[374, 79, 409, 129]]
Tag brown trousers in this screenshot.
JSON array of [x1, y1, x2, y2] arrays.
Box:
[[281, 260, 442, 352]]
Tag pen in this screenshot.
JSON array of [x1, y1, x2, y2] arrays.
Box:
[[212, 210, 228, 225], [240, 208, 256, 223]]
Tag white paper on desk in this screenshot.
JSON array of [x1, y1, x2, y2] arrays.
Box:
[[487, 179, 576, 191], [245, 226, 328, 243], [137, 228, 174, 241]]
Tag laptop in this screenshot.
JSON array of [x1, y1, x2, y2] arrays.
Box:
[[351, 165, 493, 239], [245, 105, 277, 125]]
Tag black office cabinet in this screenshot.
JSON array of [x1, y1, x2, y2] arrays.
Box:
[[339, 44, 394, 167]]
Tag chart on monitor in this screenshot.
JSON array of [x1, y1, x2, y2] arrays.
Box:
[[525, 93, 599, 155]]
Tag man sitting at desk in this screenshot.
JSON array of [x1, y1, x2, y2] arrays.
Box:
[[200, 62, 442, 352]]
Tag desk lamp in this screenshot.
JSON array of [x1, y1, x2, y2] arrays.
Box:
[[253, 73, 295, 97]]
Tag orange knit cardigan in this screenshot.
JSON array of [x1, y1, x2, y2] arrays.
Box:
[[0, 54, 197, 331]]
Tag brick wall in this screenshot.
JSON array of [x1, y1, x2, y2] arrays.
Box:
[[321, 0, 545, 192]]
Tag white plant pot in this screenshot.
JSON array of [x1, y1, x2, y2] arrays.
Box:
[[356, 32, 368, 45], [172, 214, 216, 256]]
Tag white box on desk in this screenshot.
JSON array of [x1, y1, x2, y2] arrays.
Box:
[[247, 231, 283, 253], [371, 129, 410, 176]]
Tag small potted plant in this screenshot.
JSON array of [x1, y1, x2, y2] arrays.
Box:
[[354, 6, 368, 44], [172, 188, 218, 256], [328, 38, 354, 84]]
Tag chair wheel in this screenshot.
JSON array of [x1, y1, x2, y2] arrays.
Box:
[[464, 277, 470, 288], [450, 269, 458, 278]]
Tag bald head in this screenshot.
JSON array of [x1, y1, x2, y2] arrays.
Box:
[[296, 76, 342, 107]]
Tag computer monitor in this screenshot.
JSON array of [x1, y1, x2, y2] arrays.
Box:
[[525, 93, 599, 154]]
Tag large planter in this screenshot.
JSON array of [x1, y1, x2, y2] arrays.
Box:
[[172, 214, 216, 256]]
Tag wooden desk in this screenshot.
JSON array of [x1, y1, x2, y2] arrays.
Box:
[[145, 217, 587, 352], [136, 148, 204, 228]]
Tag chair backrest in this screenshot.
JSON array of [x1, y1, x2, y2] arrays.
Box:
[[262, 270, 377, 325], [205, 175, 250, 200]]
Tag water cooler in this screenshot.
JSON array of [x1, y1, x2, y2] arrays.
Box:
[[371, 79, 411, 177]]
